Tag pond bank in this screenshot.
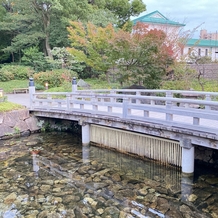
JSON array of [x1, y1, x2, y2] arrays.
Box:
[[0, 109, 40, 139]]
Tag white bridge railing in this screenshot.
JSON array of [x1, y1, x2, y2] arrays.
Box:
[[30, 89, 218, 135]]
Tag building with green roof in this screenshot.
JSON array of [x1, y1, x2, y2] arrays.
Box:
[[132, 11, 218, 61], [184, 39, 218, 61], [132, 10, 185, 27]]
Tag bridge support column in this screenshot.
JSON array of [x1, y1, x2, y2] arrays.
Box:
[[82, 124, 90, 145], [180, 138, 194, 175]]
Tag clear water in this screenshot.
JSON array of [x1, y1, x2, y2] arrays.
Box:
[[0, 132, 217, 218]]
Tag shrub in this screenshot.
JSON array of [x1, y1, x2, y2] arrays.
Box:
[[0, 65, 34, 81], [0, 70, 14, 81], [33, 69, 77, 88]]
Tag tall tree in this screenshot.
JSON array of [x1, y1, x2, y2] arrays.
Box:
[[31, 0, 63, 58], [88, 0, 146, 29], [67, 21, 116, 81], [110, 22, 175, 88], [0, 4, 10, 62], [0, 0, 146, 64], [0, 0, 45, 61], [67, 21, 176, 87]]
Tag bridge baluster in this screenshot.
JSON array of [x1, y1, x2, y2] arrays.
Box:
[[80, 103, 84, 110], [205, 94, 211, 110], [48, 94, 52, 108], [136, 91, 140, 104], [166, 91, 173, 121], [109, 90, 115, 103], [193, 117, 199, 125], [108, 106, 112, 113], [92, 95, 98, 111], [122, 98, 128, 118], [144, 110, 149, 117], [66, 94, 70, 110]]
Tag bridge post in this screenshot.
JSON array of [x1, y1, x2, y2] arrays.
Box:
[[82, 124, 90, 145], [122, 98, 128, 118], [72, 77, 77, 93], [205, 94, 211, 110], [166, 91, 173, 121], [180, 138, 194, 175], [29, 78, 35, 109]]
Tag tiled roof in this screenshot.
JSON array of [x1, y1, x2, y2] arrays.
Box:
[[132, 10, 185, 27], [187, 39, 218, 47]]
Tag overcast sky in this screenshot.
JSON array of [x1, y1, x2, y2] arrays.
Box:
[[137, 0, 218, 38]]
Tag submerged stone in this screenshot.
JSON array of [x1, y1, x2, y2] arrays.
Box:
[[4, 192, 17, 204]]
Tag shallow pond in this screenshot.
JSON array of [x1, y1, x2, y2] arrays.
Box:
[[0, 132, 217, 218]]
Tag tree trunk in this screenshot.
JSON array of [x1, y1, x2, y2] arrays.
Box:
[[106, 71, 110, 83], [45, 33, 52, 58], [11, 52, 14, 62], [32, 1, 53, 59]]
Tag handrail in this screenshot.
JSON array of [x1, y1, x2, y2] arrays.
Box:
[[30, 90, 218, 136]]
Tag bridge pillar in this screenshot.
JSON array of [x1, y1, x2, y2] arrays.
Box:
[[180, 138, 194, 175], [72, 77, 77, 93], [82, 124, 90, 145]]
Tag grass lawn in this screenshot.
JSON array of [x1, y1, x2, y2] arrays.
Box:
[[0, 79, 120, 93], [1, 78, 218, 94], [0, 80, 29, 93], [0, 102, 25, 112]]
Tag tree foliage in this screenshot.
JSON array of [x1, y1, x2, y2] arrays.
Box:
[[67, 21, 117, 80], [0, 0, 146, 64], [88, 0, 146, 29], [67, 21, 176, 88], [110, 22, 175, 88]]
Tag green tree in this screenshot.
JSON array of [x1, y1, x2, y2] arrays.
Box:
[[0, 0, 146, 65], [88, 0, 146, 29], [0, 0, 45, 61], [110, 23, 175, 88], [21, 46, 48, 71], [67, 21, 117, 81], [0, 4, 10, 62]]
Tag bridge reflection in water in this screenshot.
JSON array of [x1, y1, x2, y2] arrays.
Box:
[[32, 141, 191, 207]]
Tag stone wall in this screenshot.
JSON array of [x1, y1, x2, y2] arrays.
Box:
[[0, 109, 40, 139], [195, 146, 218, 167], [188, 63, 218, 79]]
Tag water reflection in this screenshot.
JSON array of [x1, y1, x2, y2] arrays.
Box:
[[0, 132, 216, 217]]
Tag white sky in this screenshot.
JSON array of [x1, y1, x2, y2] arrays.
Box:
[[137, 0, 218, 38]]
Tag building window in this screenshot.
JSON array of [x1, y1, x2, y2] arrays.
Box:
[[205, 49, 208, 56], [198, 48, 201, 56]]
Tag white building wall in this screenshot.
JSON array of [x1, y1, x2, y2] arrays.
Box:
[[183, 46, 218, 61], [146, 23, 181, 36]]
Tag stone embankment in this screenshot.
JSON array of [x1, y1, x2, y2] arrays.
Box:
[[0, 109, 40, 139]]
